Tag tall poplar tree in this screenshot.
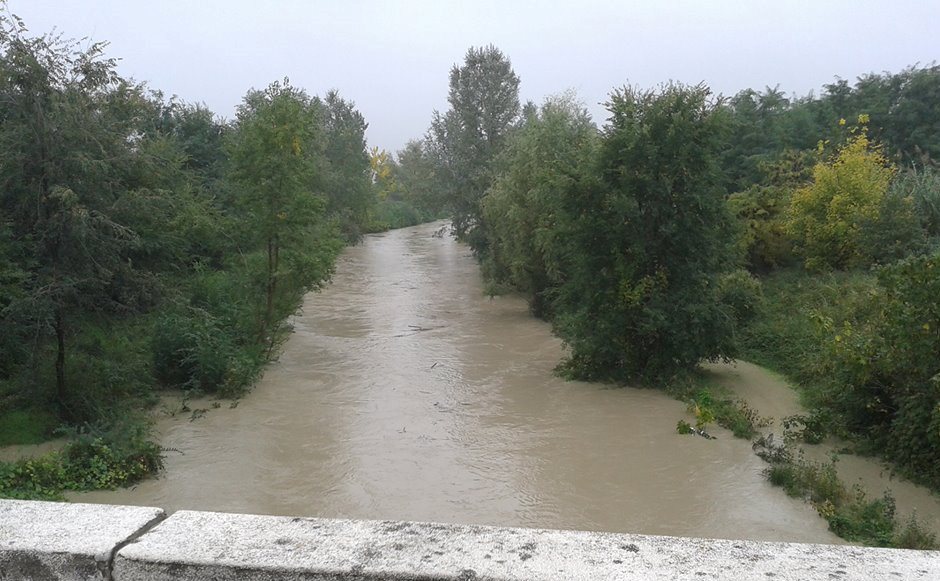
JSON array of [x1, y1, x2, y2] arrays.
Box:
[[430, 45, 520, 254]]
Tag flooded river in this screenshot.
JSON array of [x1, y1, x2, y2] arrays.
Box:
[[69, 222, 939, 543]]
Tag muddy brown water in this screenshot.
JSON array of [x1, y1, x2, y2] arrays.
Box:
[[66, 221, 940, 544]]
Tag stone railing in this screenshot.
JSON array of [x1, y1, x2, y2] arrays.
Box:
[[1, 499, 938, 580]]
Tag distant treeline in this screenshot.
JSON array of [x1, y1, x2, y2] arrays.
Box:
[[414, 45, 940, 490], [0, 11, 444, 497]]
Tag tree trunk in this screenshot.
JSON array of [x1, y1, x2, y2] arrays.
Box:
[[260, 235, 280, 345], [54, 306, 68, 420]]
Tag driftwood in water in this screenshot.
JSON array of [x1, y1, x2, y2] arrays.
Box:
[[691, 426, 715, 440]]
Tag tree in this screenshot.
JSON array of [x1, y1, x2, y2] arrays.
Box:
[[0, 214, 27, 380], [319, 90, 373, 241], [884, 65, 940, 164], [228, 80, 338, 345], [396, 139, 447, 215], [787, 125, 896, 270], [167, 102, 229, 184], [369, 147, 397, 201], [430, 45, 520, 254], [0, 16, 170, 420], [553, 83, 738, 382], [483, 92, 598, 316]]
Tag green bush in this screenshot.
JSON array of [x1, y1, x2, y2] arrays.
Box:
[[189, 270, 251, 335], [727, 184, 795, 271], [739, 268, 878, 392], [62, 422, 162, 490], [858, 182, 925, 265], [895, 166, 940, 239], [152, 309, 263, 396], [153, 269, 267, 396], [0, 420, 162, 500], [827, 488, 896, 546], [894, 513, 940, 550], [717, 270, 764, 326], [803, 253, 940, 487], [151, 312, 197, 388]]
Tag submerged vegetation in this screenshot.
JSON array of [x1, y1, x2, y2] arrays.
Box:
[[668, 374, 771, 440], [0, 420, 162, 500], [754, 435, 937, 549]]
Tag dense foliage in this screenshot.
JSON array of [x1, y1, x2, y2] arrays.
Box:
[[0, 11, 445, 496], [482, 93, 598, 316], [787, 129, 898, 270], [552, 84, 740, 382]]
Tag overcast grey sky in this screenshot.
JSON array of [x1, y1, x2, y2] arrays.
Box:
[[8, 1, 939, 153]]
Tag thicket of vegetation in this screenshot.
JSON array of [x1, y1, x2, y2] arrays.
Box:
[[0, 11, 442, 497], [413, 45, 940, 544]]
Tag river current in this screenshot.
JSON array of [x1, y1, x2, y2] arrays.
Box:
[[70, 221, 940, 544]]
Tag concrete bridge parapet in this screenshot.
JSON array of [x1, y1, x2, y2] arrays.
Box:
[[1, 499, 938, 580]]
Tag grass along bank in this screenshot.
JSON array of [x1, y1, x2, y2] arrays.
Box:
[[754, 436, 937, 549]]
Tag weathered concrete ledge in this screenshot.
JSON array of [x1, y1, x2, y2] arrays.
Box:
[[0, 499, 164, 580], [2, 499, 939, 580]]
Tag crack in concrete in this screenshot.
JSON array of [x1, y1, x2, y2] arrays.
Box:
[[103, 511, 167, 580]]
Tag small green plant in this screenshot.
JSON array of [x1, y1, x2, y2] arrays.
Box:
[[893, 512, 939, 550], [675, 382, 771, 439], [676, 420, 694, 435], [689, 390, 717, 430], [826, 486, 896, 546]]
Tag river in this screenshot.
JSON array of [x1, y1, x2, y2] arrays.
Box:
[[69, 221, 940, 544]]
